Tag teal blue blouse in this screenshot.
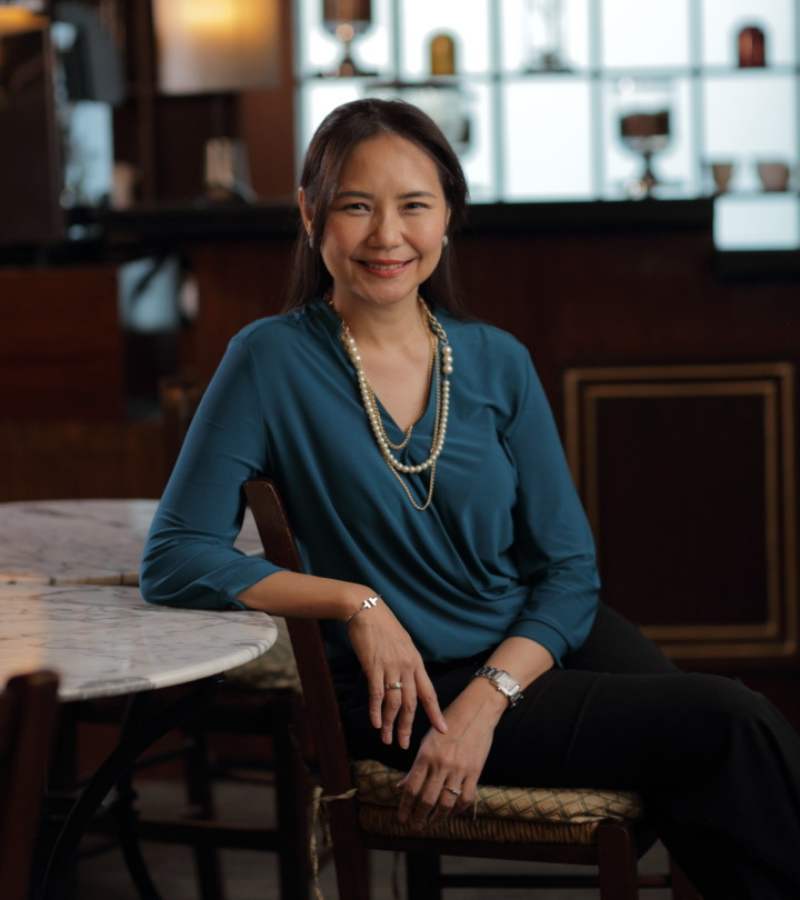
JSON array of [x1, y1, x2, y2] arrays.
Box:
[[140, 301, 599, 665]]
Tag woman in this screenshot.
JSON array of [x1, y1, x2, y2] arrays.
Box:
[[142, 99, 800, 899]]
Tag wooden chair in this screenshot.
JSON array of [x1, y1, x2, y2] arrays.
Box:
[[244, 477, 702, 900], [0, 670, 60, 900]]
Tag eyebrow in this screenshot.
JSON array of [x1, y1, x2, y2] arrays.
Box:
[[333, 190, 438, 201]]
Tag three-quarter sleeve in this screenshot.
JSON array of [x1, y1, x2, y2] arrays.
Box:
[[503, 348, 600, 664], [140, 335, 283, 609]]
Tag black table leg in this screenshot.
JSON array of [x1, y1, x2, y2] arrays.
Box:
[[41, 674, 224, 900]]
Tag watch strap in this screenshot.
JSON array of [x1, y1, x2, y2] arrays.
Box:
[[473, 666, 523, 708]]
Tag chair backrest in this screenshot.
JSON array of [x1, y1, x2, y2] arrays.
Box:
[[0, 670, 60, 900], [243, 479, 356, 794], [243, 479, 371, 893]]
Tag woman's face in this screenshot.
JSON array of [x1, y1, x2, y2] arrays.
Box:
[[302, 133, 450, 314]]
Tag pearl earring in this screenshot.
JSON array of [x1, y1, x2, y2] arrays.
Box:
[[307, 232, 313, 249], [442, 235, 449, 248]]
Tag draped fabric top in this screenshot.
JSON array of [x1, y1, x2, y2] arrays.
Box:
[[140, 300, 599, 665]]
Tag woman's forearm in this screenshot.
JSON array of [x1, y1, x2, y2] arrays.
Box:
[[482, 635, 555, 691], [237, 569, 378, 622], [439, 636, 554, 732], [241, 571, 448, 743]]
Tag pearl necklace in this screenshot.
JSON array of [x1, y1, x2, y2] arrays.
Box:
[[328, 294, 454, 511]]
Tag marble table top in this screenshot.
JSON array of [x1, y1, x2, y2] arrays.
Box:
[[0, 499, 263, 586], [0, 583, 277, 702]]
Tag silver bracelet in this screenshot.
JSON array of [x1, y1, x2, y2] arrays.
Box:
[[343, 594, 381, 624]]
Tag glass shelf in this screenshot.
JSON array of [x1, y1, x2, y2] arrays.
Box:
[[294, 0, 800, 250]]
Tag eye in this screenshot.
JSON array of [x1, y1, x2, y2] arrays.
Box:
[[403, 201, 431, 211]]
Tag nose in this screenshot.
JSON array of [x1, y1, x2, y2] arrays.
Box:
[[367, 210, 402, 248]]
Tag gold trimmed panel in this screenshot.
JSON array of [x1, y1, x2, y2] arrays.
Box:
[[564, 363, 797, 660]]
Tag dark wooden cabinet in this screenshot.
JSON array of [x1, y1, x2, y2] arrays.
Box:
[[564, 362, 796, 664]]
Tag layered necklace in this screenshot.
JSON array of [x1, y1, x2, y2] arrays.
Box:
[[327, 293, 454, 511]]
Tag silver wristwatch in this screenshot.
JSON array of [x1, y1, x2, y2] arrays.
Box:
[[473, 666, 523, 708]]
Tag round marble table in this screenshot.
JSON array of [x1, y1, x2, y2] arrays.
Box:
[[0, 582, 277, 702], [0, 582, 277, 900], [0, 498, 263, 586]]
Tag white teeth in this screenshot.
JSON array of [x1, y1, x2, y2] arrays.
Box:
[[363, 262, 405, 270]]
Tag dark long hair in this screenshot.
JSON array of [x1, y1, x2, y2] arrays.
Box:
[[284, 98, 470, 315]]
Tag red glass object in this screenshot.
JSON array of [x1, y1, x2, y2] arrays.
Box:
[[738, 26, 766, 67]]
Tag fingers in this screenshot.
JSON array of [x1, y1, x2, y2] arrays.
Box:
[[368, 679, 384, 730], [430, 783, 463, 824], [416, 671, 448, 734], [368, 674, 419, 746], [381, 679, 417, 747], [392, 686, 417, 750], [396, 766, 426, 823], [348, 605, 432, 745], [397, 766, 465, 829]]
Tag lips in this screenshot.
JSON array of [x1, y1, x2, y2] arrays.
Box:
[[357, 258, 413, 275]]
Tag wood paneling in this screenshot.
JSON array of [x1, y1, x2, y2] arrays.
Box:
[[0, 419, 163, 502], [452, 229, 800, 413], [191, 240, 294, 381], [0, 267, 126, 420]]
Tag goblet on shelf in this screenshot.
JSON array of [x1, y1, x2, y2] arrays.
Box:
[[615, 78, 673, 198], [619, 109, 671, 196], [323, 0, 375, 76]]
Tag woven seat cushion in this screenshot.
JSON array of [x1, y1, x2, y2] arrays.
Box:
[[353, 759, 644, 845], [224, 615, 302, 692]]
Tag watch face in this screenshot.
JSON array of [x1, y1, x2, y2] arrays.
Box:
[[495, 672, 516, 694], [475, 667, 521, 704]]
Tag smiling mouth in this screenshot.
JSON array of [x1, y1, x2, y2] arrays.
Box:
[[358, 259, 412, 272]]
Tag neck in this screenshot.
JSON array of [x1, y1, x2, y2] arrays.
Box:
[[329, 291, 429, 351]]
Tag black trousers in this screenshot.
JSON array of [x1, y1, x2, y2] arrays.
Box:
[[335, 604, 800, 900]]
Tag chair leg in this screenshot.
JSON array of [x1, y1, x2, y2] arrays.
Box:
[[331, 839, 372, 900], [181, 722, 226, 900], [597, 822, 639, 900], [669, 853, 703, 900], [273, 691, 312, 900], [406, 852, 441, 900]]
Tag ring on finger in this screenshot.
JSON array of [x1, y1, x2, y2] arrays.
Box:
[[385, 682, 403, 690], [443, 786, 462, 797]]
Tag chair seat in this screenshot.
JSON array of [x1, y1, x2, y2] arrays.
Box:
[[224, 616, 302, 692], [353, 759, 644, 845]]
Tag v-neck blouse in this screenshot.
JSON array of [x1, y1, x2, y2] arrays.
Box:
[[141, 301, 599, 666]]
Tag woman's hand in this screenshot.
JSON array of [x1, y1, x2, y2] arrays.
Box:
[[394, 638, 553, 829], [346, 601, 447, 749], [395, 678, 507, 829]]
